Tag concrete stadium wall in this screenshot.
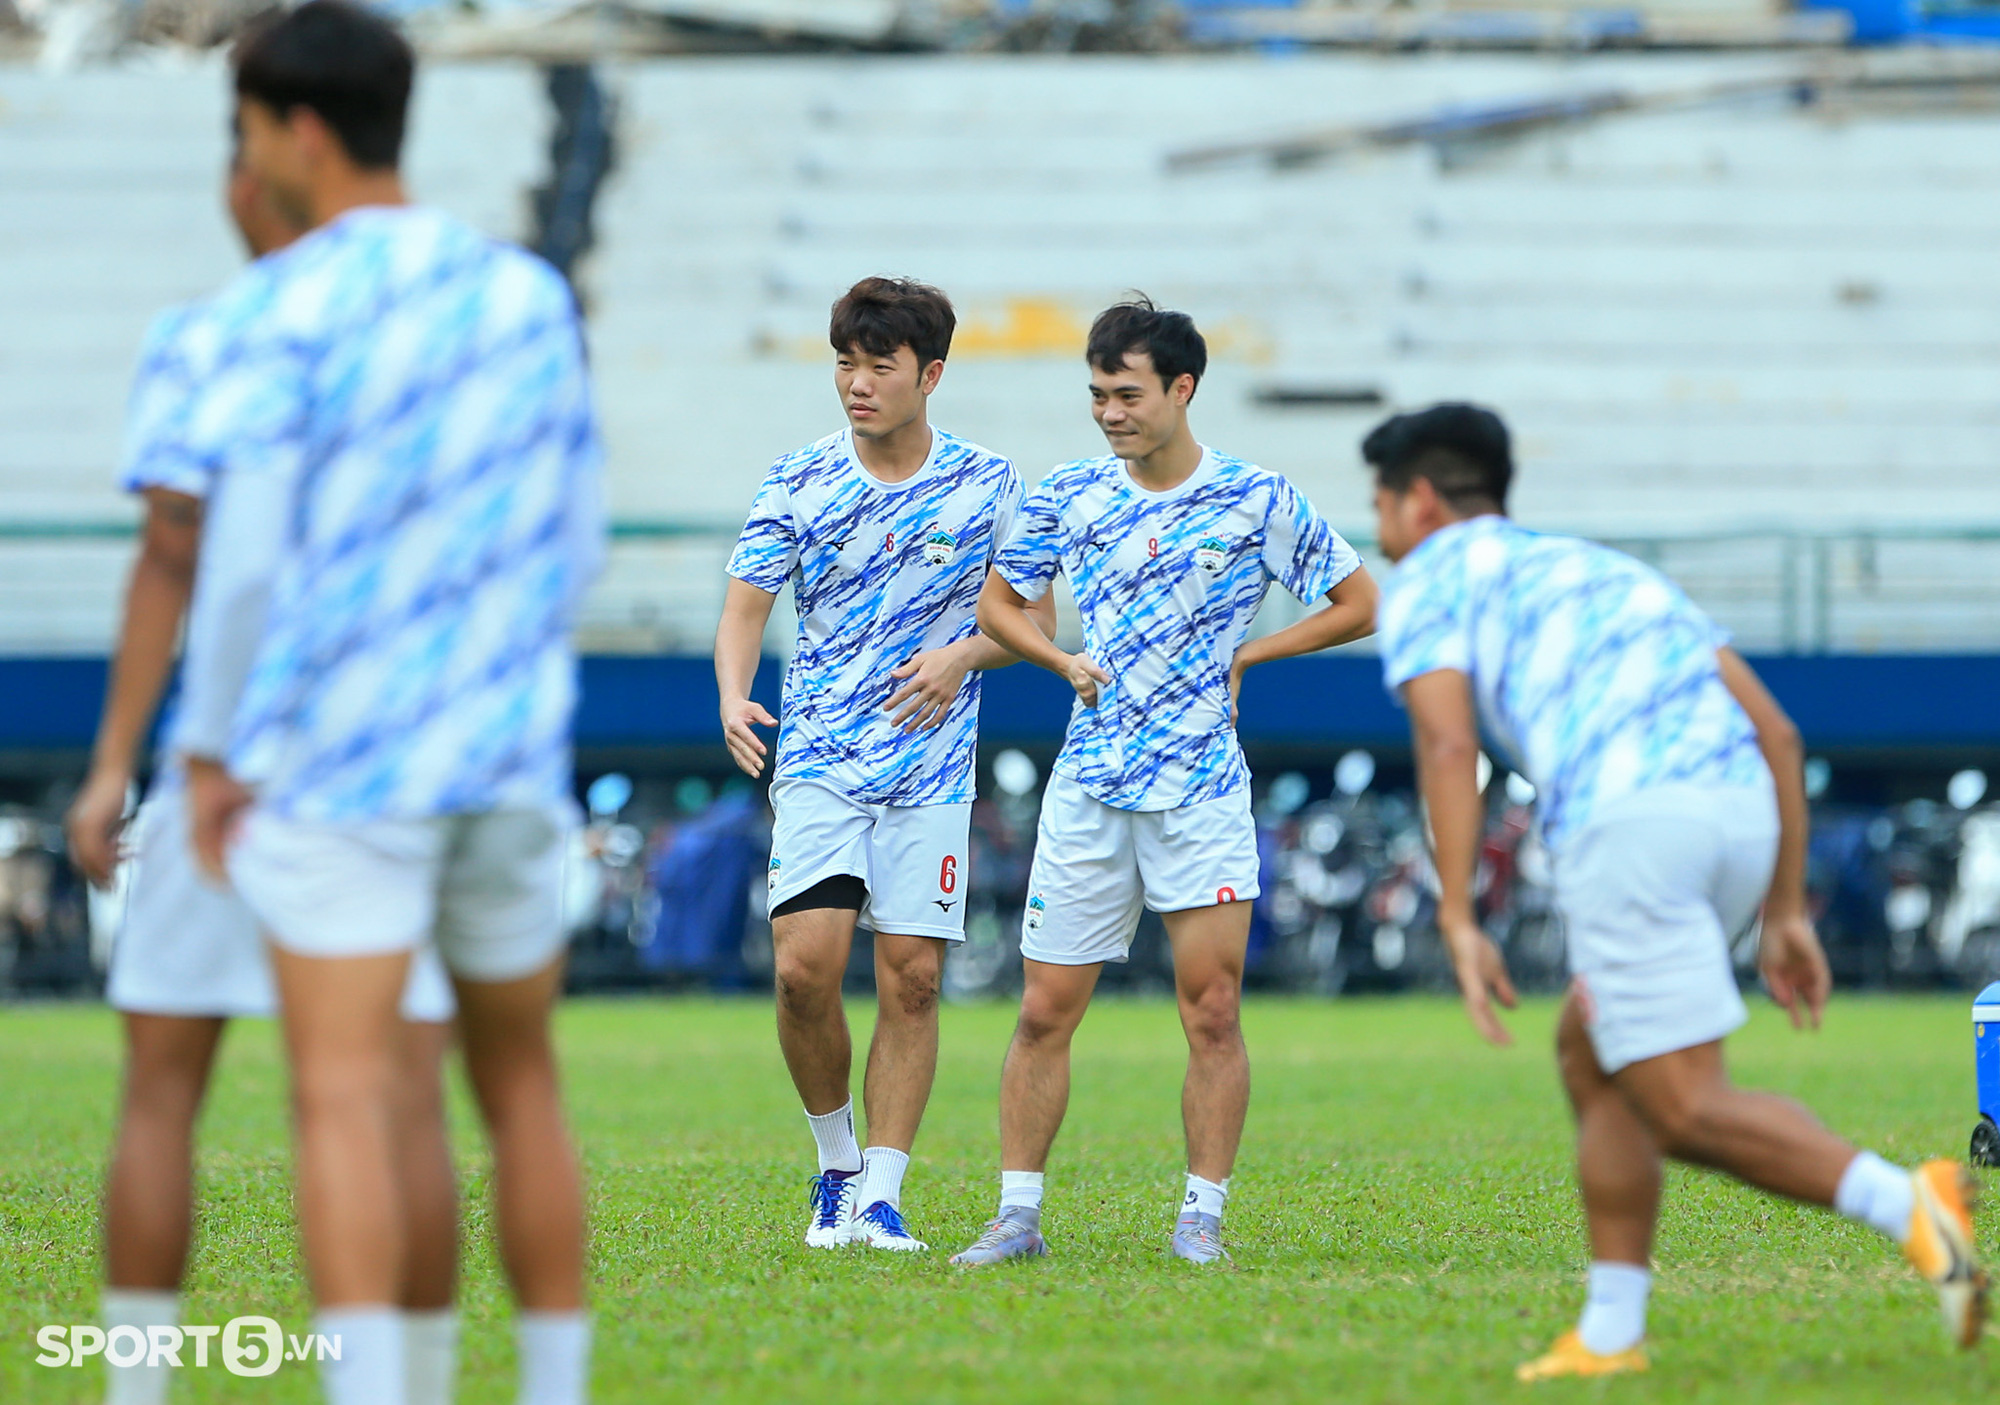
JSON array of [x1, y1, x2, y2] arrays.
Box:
[[3, 52, 1997, 657]]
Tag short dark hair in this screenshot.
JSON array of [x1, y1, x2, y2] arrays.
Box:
[[829, 277, 955, 368], [1086, 296, 1207, 396], [1361, 403, 1513, 513], [233, 1, 414, 171]]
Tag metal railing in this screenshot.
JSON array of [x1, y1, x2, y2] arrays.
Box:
[[4, 518, 1999, 657]]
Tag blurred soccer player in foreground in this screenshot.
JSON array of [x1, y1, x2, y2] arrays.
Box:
[[1369, 403, 1986, 1379], [167, 4, 604, 1401], [717, 277, 1049, 1251], [71, 153, 459, 1405], [959, 299, 1376, 1266]]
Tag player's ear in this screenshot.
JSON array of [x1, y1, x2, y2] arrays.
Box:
[[921, 358, 945, 395]]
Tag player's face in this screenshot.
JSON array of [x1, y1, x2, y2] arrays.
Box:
[[225, 158, 304, 261], [835, 344, 936, 439], [1373, 481, 1424, 563], [233, 98, 315, 229], [1090, 354, 1191, 462]]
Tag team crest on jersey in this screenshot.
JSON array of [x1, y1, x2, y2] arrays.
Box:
[[921, 528, 958, 566], [1194, 536, 1229, 575], [767, 857, 782, 892], [1025, 893, 1047, 931]]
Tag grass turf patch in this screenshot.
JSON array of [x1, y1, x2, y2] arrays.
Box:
[[0, 994, 1992, 1402]]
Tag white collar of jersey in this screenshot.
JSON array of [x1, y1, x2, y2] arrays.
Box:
[[843, 426, 943, 492], [1117, 445, 1215, 501]]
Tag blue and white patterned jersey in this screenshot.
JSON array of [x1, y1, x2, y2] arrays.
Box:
[[994, 448, 1361, 812], [728, 428, 1023, 806], [166, 205, 606, 823], [1376, 516, 1766, 850], [120, 301, 218, 499]]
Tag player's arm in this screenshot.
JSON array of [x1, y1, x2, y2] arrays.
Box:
[[178, 462, 288, 880], [1404, 667, 1518, 1046], [1228, 565, 1379, 723], [884, 590, 1057, 733], [716, 577, 780, 778], [978, 569, 1109, 708], [64, 489, 203, 888], [1717, 646, 1828, 1031]]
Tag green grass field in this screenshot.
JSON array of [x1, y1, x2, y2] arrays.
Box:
[[1, 995, 1992, 1403]]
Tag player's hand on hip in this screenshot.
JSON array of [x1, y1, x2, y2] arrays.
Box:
[[885, 646, 970, 733], [1065, 652, 1111, 708], [1758, 907, 1830, 1031], [1439, 906, 1518, 1047], [184, 757, 252, 885], [720, 699, 778, 778], [65, 766, 131, 890]]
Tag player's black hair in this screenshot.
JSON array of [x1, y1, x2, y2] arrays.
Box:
[[1086, 296, 1207, 397], [233, 0, 414, 171], [829, 276, 956, 369], [1361, 403, 1513, 513]]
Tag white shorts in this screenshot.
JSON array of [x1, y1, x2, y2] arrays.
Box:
[[109, 785, 455, 1022], [1020, 773, 1260, 967], [228, 804, 573, 985], [1557, 782, 1780, 1075], [767, 778, 969, 941]]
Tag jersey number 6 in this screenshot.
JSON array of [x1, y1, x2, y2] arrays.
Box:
[[940, 854, 958, 895]]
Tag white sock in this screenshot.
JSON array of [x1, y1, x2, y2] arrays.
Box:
[[1183, 1173, 1228, 1220], [860, 1146, 910, 1210], [403, 1308, 457, 1405], [318, 1306, 406, 1405], [103, 1289, 178, 1405], [999, 1170, 1044, 1215], [517, 1310, 589, 1405], [1835, 1151, 1915, 1244], [1576, 1262, 1651, 1354], [805, 1101, 862, 1175]]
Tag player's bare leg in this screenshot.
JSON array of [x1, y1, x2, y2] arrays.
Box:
[[1558, 993, 1659, 1269], [772, 906, 857, 1116], [771, 902, 865, 1243], [452, 961, 584, 1310], [391, 1018, 458, 1311], [1614, 1040, 1853, 1202], [1522, 992, 1661, 1378], [852, 933, 944, 1250], [951, 958, 1099, 1265], [1163, 903, 1250, 1264], [103, 1014, 227, 1292], [271, 947, 413, 1307]]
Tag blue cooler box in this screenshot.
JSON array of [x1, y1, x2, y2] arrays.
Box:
[[1973, 982, 2000, 1167]]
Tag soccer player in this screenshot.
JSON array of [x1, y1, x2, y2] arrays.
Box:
[[167, 5, 603, 1402], [716, 276, 1051, 1253], [67, 153, 460, 1405], [1367, 403, 1987, 1378], [954, 298, 1378, 1266]]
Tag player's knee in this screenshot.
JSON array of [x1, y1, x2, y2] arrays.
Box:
[[1633, 1082, 1720, 1159], [290, 1052, 394, 1125], [1178, 981, 1242, 1051], [1015, 992, 1080, 1048], [773, 949, 841, 1015], [881, 959, 940, 1021]]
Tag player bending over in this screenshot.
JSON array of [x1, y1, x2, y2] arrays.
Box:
[[716, 277, 1052, 1252], [1368, 403, 1986, 1379], [171, 5, 603, 1401], [954, 298, 1377, 1267], [69, 151, 459, 1405]]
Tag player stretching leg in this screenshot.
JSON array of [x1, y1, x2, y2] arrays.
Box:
[[169, 6, 602, 1401], [68, 154, 459, 1405], [1367, 404, 1987, 1378], [954, 298, 1377, 1266], [717, 277, 1050, 1252]]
